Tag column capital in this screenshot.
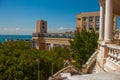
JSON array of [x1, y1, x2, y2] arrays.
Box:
[[99, 0, 105, 6]]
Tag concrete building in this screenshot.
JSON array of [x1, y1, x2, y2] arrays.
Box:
[[76, 12, 116, 32], [36, 20, 47, 33], [32, 20, 74, 50], [76, 12, 100, 32]]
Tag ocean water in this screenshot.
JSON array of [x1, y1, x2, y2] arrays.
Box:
[[0, 35, 32, 42]]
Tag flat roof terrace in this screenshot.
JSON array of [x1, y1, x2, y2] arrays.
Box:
[[32, 33, 74, 39]]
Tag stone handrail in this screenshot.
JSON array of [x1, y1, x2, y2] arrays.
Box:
[[82, 50, 98, 74], [48, 65, 81, 80], [53, 65, 80, 77], [107, 44, 120, 65]]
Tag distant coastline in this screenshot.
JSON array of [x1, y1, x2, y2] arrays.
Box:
[[0, 35, 32, 42]]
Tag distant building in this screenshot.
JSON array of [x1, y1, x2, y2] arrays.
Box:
[[36, 20, 47, 33], [32, 12, 117, 50], [76, 12, 116, 32], [32, 20, 74, 50]]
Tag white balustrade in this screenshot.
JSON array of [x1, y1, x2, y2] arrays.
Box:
[[108, 48, 111, 59], [108, 47, 120, 65], [117, 53, 120, 64]]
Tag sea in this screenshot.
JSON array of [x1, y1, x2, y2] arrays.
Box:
[[0, 35, 32, 42]]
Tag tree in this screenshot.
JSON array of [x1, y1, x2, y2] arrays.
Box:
[[70, 30, 98, 68], [0, 41, 71, 80]]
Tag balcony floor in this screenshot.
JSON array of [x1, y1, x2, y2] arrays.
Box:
[[64, 72, 120, 80]]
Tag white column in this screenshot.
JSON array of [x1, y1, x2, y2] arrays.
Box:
[[50, 43, 54, 48], [99, 3, 105, 41], [104, 0, 113, 41]]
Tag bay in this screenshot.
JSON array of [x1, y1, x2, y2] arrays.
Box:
[[0, 35, 32, 42]]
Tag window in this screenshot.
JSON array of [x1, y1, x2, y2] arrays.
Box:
[[96, 25, 99, 30], [77, 18, 81, 20], [83, 25, 86, 30], [89, 25, 93, 30], [42, 26, 45, 29], [83, 23, 86, 30], [83, 22, 87, 26], [89, 16, 94, 22], [77, 27, 80, 29], [42, 22, 45, 25], [95, 16, 100, 22], [63, 34, 67, 38]]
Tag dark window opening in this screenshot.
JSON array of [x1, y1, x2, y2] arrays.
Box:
[[42, 22, 45, 25], [89, 25, 93, 30], [95, 16, 100, 22], [77, 18, 81, 20], [83, 17, 87, 21], [83, 25, 86, 30], [42, 26, 45, 29], [89, 16, 94, 22], [96, 25, 99, 30]]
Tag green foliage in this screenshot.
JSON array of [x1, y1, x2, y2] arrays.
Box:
[[0, 41, 70, 80], [0, 30, 98, 80], [70, 30, 98, 68]]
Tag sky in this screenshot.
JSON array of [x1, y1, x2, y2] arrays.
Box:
[[0, 0, 100, 35]]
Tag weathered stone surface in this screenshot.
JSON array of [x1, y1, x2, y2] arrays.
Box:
[[67, 72, 120, 80]]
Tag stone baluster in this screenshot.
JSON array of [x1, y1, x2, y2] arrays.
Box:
[[110, 49, 114, 61], [107, 47, 120, 65], [117, 51, 120, 65], [108, 48, 111, 59], [113, 50, 117, 62], [116, 50, 119, 63], [99, 46, 102, 57]]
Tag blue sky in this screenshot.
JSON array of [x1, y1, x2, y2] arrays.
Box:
[[0, 0, 100, 34]]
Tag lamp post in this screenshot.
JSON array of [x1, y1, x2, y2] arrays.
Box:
[[36, 58, 40, 80]]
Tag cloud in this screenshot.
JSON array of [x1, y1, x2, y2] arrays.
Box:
[[57, 27, 75, 32], [57, 27, 67, 30], [47, 27, 75, 33], [0, 26, 75, 34], [15, 28, 20, 31]]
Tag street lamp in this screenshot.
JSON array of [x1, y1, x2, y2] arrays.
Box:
[[36, 58, 40, 80]]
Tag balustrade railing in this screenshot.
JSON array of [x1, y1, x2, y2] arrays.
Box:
[[82, 50, 98, 73], [107, 46, 120, 65]]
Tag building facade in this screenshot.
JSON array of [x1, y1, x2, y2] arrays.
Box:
[[76, 12, 100, 32], [82, 0, 120, 74], [36, 20, 47, 33], [48, 0, 120, 79], [76, 12, 116, 32], [32, 20, 74, 50]]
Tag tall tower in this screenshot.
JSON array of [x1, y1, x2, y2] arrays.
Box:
[[36, 20, 47, 33]]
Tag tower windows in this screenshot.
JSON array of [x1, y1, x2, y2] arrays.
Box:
[[42, 26, 45, 29], [42, 22, 45, 25]]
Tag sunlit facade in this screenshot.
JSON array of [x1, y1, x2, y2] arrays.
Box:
[[82, 0, 120, 73], [32, 20, 74, 50], [76, 12, 116, 33]]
